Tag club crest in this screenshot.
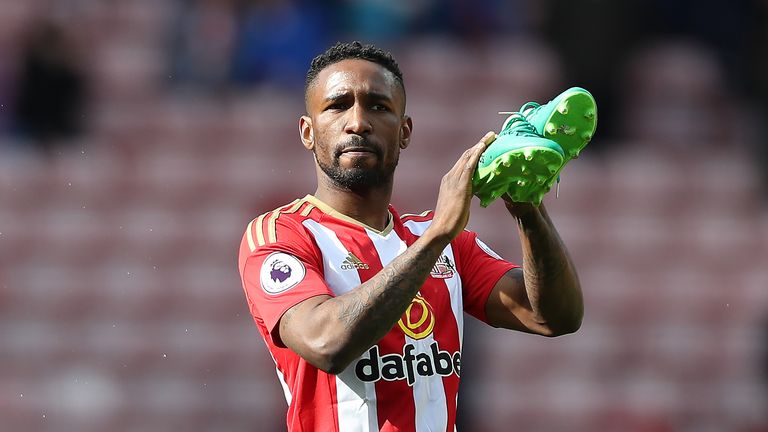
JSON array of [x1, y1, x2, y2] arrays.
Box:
[[430, 255, 455, 279]]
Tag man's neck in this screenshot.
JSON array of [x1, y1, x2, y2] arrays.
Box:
[[313, 181, 393, 232]]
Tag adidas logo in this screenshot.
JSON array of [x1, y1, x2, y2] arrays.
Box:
[[341, 252, 370, 270]]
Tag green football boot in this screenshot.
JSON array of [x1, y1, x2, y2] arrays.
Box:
[[473, 113, 564, 207], [513, 87, 597, 193]]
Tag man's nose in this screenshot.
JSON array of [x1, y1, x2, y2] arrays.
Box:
[[344, 104, 372, 134]]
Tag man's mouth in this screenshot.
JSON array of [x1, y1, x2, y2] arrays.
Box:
[[338, 145, 380, 159], [341, 147, 376, 154]]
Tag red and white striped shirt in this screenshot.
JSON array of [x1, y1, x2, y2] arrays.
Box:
[[238, 195, 517, 431]]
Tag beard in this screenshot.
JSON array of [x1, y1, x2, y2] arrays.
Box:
[[315, 135, 398, 193]]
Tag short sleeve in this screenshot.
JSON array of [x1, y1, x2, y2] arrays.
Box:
[[239, 222, 333, 346], [454, 230, 519, 323]]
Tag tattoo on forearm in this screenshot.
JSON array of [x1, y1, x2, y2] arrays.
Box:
[[337, 279, 375, 327], [522, 244, 568, 286], [516, 207, 580, 322], [335, 243, 440, 341]]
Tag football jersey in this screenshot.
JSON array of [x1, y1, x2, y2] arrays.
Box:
[[238, 195, 518, 432]]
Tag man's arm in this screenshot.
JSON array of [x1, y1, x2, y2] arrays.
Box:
[[484, 201, 583, 336], [279, 132, 497, 374]]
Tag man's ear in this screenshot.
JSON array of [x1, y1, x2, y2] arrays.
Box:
[[299, 116, 314, 150], [399, 116, 413, 149]]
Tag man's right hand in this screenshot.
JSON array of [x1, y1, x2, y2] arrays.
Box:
[[427, 131, 496, 243]]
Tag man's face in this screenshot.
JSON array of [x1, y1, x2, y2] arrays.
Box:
[[301, 59, 411, 193]]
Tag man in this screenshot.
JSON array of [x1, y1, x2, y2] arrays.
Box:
[[238, 41, 585, 431]]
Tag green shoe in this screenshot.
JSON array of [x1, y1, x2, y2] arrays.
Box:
[[473, 113, 564, 207], [512, 87, 597, 193]]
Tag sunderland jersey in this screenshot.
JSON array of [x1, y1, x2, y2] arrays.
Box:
[[238, 195, 518, 432]]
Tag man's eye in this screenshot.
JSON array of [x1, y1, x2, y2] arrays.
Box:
[[372, 104, 389, 111], [326, 103, 347, 111]]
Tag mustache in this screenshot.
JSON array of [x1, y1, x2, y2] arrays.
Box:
[[335, 135, 381, 157]]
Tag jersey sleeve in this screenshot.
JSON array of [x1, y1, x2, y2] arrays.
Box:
[[238, 216, 333, 346], [454, 230, 519, 324]]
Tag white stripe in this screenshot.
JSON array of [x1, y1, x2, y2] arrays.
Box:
[[275, 366, 292, 405], [406, 334, 448, 432], [440, 244, 463, 350], [335, 366, 379, 432], [265, 349, 292, 405], [302, 219, 378, 431], [403, 220, 464, 349], [365, 226, 408, 266], [302, 220, 361, 296], [245, 219, 256, 252]]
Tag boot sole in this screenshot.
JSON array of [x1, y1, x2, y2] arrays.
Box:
[[540, 89, 597, 160], [536, 89, 597, 193], [474, 146, 564, 207]]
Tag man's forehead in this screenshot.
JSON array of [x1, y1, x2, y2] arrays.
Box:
[[313, 59, 398, 97]]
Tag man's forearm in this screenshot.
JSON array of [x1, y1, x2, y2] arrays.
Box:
[[513, 203, 583, 334], [314, 230, 450, 371]]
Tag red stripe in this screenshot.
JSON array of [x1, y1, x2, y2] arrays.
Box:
[[332, 221, 417, 432], [327, 369, 341, 432], [400, 211, 433, 224], [426, 277, 461, 431], [252, 214, 267, 246], [375, 332, 413, 431]]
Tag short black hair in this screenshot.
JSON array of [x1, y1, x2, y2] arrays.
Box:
[[305, 41, 404, 97]]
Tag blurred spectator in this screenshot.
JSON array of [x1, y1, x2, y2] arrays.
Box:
[[169, 0, 335, 92], [11, 19, 87, 154], [413, 0, 533, 39], [743, 0, 768, 196], [229, 0, 336, 88], [169, 0, 238, 93], [638, 0, 749, 87], [338, 0, 416, 43], [540, 0, 643, 145], [0, 42, 14, 134]]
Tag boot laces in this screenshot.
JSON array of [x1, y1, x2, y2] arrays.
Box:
[[519, 101, 541, 115], [497, 112, 538, 137]]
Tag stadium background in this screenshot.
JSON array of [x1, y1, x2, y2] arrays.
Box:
[[1, 0, 767, 431]]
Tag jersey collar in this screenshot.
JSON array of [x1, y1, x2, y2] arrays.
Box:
[[304, 194, 395, 236]]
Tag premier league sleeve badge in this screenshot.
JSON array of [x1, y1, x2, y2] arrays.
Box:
[[260, 252, 307, 295]]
